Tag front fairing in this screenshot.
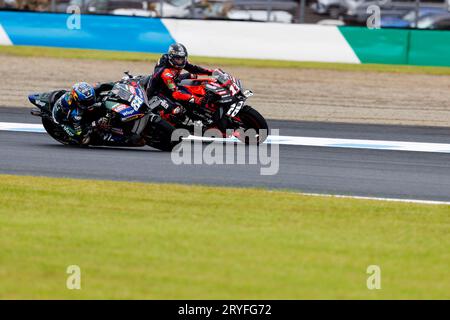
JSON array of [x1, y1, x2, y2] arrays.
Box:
[[105, 82, 147, 122]]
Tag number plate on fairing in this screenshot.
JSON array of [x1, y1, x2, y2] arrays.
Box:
[[226, 101, 244, 117]]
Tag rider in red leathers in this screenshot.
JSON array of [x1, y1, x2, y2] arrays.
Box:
[[147, 43, 213, 108]]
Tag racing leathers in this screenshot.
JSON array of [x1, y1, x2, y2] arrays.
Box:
[[51, 92, 87, 144], [51, 83, 113, 144], [148, 54, 213, 106]]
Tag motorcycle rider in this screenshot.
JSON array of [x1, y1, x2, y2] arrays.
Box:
[[147, 43, 214, 108], [52, 82, 97, 145]]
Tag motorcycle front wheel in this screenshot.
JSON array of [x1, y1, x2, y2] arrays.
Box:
[[233, 106, 268, 145], [144, 117, 180, 152], [41, 118, 76, 146]]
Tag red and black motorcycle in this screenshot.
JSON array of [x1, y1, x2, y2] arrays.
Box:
[[144, 69, 268, 144]]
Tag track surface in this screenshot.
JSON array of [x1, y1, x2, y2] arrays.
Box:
[[1, 107, 450, 201]]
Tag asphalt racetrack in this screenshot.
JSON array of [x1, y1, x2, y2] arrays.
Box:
[[1, 107, 450, 202]]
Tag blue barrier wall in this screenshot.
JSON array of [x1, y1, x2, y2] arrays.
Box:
[[0, 11, 174, 53], [2, 11, 450, 67]]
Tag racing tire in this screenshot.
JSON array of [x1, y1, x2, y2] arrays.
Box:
[[146, 117, 180, 152], [41, 118, 75, 146], [235, 106, 269, 145]]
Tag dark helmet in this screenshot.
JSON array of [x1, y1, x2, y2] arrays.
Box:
[[168, 43, 188, 69], [70, 82, 96, 109]]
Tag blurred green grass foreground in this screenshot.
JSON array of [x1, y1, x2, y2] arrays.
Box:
[[0, 175, 448, 299]]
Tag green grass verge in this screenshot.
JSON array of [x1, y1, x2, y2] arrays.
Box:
[[0, 175, 449, 299], [2, 45, 450, 75]]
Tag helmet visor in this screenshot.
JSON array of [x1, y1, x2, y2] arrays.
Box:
[[172, 56, 186, 67], [78, 95, 95, 109]]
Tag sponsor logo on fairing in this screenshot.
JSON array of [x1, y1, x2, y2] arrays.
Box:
[[128, 85, 136, 95], [121, 108, 138, 117], [112, 104, 128, 113], [122, 114, 143, 121], [135, 87, 144, 99]]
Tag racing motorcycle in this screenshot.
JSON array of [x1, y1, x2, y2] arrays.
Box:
[[28, 76, 177, 151], [145, 69, 269, 144]]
